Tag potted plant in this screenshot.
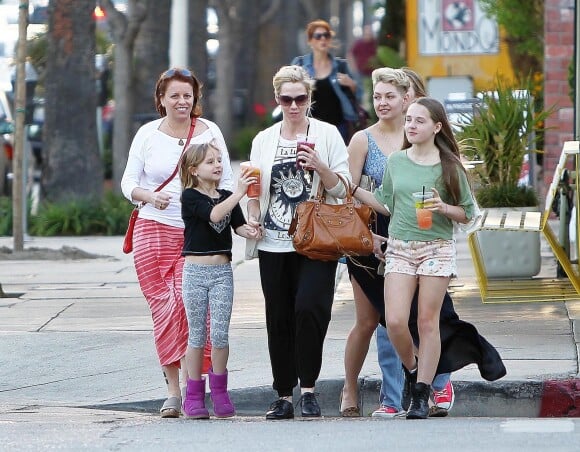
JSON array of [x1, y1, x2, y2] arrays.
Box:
[[456, 76, 555, 278]]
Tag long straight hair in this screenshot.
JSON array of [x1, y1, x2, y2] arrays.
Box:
[[403, 97, 468, 204], [179, 141, 221, 190]]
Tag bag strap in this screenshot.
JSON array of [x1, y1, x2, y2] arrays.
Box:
[[157, 117, 196, 192], [313, 172, 352, 204], [138, 117, 197, 208]]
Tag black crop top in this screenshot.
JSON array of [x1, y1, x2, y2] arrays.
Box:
[[181, 188, 246, 259]]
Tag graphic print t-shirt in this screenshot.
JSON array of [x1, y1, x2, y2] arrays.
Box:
[[257, 136, 313, 253]]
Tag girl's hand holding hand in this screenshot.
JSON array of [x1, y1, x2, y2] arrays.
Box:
[[246, 218, 264, 240], [238, 223, 263, 239]]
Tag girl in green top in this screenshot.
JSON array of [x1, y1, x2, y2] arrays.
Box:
[[352, 97, 475, 419]]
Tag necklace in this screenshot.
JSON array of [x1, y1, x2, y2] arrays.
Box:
[[165, 119, 189, 146]]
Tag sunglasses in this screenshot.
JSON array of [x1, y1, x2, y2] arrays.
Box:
[[278, 94, 309, 107], [162, 68, 192, 79], [312, 32, 331, 40]]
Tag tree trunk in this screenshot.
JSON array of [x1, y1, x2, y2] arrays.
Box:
[[212, 1, 237, 143], [188, 0, 210, 116], [133, 1, 170, 117], [110, 43, 134, 193], [212, 0, 282, 140], [234, 2, 259, 127], [44, 0, 103, 202], [99, 0, 149, 193]]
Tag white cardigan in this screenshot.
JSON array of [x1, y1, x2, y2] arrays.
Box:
[[245, 118, 351, 259]]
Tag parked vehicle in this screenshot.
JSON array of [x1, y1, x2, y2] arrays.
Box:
[[0, 89, 14, 196]]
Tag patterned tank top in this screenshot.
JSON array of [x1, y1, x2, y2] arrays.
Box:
[[362, 130, 388, 184]]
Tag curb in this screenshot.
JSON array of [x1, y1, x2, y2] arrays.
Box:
[[84, 378, 580, 418]]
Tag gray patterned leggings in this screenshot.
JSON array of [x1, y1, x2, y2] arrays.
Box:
[[182, 262, 234, 348]]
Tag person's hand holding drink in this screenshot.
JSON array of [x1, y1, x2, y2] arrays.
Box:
[[240, 161, 261, 198], [296, 134, 316, 170], [413, 190, 434, 230]]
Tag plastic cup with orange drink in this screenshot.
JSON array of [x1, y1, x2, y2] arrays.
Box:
[[412, 191, 434, 230], [240, 161, 261, 198]]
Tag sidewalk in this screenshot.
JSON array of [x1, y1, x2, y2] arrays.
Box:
[[0, 227, 579, 418]]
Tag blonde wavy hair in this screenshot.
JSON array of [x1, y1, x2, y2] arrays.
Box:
[[272, 65, 315, 99], [371, 67, 410, 94]]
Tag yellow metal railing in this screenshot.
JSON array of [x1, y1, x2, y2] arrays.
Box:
[[467, 141, 580, 303]]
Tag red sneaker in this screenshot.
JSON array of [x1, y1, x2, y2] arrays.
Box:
[[433, 380, 455, 411], [371, 405, 405, 418]]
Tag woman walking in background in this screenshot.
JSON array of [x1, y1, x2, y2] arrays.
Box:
[[121, 68, 233, 418], [292, 19, 360, 143]]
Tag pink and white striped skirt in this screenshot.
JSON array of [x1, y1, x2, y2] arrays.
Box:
[[133, 218, 188, 367]]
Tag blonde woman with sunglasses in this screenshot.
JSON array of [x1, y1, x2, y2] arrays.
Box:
[[121, 67, 233, 418], [245, 65, 350, 420], [291, 19, 361, 143]]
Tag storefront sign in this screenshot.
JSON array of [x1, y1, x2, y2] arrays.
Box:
[[419, 0, 499, 55]]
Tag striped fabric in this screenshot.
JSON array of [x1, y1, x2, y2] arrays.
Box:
[[133, 218, 188, 367]]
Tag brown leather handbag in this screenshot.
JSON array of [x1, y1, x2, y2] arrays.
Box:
[[288, 173, 375, 261]]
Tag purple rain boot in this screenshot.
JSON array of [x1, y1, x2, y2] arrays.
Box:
[[182, 377, 210, 419], [208, 368, 236, 418]]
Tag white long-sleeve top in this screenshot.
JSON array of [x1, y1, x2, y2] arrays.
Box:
[[121, 117, 234, 228]]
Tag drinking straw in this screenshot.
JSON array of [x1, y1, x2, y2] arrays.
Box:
[[422, 186, 425, 208]]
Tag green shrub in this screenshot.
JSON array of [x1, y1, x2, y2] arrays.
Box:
[[99, 191, 135, 235], [374, 46, 406, 69], [569, 56, 575, 106], [230, 125, 262, 160], [30, 197, 102, 236], [475, 184, 538, 208], [456, 75, 554, 207], [0, 193, 134, 236], [0, 197, 13, 235]]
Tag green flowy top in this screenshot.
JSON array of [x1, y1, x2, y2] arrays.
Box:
[[373, 150, 475, 241]]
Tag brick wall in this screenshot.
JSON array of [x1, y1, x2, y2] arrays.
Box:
[[543, 0, 575, 184]]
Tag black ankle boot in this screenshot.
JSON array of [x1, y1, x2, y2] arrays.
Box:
[[406, 382, 431, 420], [401, 365, 417, 411]]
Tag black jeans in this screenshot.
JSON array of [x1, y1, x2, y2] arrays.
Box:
[[258, 250, 337, 396]]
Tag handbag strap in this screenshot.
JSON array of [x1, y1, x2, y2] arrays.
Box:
[[314, 172, 352, 203], [139, 117, 197, 208]]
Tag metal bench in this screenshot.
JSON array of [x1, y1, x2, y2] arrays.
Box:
[[467, 140, 580, 303]]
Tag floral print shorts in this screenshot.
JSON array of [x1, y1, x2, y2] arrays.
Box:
[[384, 237, 456, 277]]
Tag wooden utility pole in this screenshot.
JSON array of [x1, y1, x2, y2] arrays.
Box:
[[12, 1, 29, 251]]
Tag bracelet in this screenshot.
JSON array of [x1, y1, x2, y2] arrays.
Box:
[[444, 203, 448, 215], [352, 185, 359, 196]]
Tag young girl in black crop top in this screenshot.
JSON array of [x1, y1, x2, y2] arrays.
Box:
[[179, 141, 261, 419]]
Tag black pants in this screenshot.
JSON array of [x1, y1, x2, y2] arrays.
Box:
[[258, 250, 337, 396]]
